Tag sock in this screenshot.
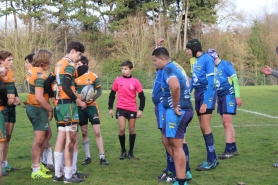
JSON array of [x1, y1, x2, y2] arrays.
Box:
[[64, 166, 72, 179], [176, 178, 186, 185], [118, 134, 126, 152], [61, 151, 65, 173], [129, 134, 136, 153], [166, 151, 176, 176], [232, 142, 237, 152], [225, 143, 233, 153], [54, 152, 63, 178], [99, 153, 105, 159], [72, 151, 78, 174], [2, 161, 7, 168], [203, 132, 216, 163], [32, 164, 40, 173], [82, 140, 91, 158], [183, 143, 190, 172], [41, 149, 47, 164], [47, 147, 54, 165]]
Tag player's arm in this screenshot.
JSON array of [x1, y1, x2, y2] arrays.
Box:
[[204, 75, 214, 105], [138, 91, 145, 111], [168, 76, 182, 115], [92, 86, 102, 101], [0, 79, 8, 107], [44, 73, 56, 98], [108, 90, 116, 110], [231, 75, 243, 106], [271, 70, 278, 78]]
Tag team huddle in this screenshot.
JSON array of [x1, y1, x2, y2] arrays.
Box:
[[0, 37, 245, 185]]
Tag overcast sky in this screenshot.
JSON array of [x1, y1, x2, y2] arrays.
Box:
[[235, 0, 277, 14]]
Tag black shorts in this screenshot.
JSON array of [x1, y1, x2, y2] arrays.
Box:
[[116, 108, 137, 120]]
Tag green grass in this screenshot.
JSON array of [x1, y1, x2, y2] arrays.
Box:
[[3, 86, 278, 185]]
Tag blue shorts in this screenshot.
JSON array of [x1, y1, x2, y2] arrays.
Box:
[[162, 108, 194, 139], [154, 103, 165, 129], [217, 95, 237, 115], [194, 91, 216, 115]]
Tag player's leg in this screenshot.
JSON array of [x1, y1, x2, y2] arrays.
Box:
[[183, 136, 192, 182], [41, 127, 54, 172], [117, 109, 127, 159], [53, 128, 66, 181], [78, 106, 91, 165], [0, 111, 7, 179], [127, 117, 136, 159]]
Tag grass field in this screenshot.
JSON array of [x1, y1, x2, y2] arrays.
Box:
[[3, 86, 278, 185]]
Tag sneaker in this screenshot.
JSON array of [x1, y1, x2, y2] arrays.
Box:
[[172, 180, 188, 185], [46, 164, 55, 172], [157, 168, 167, 179], [31, 170, 53, 179], [273, 162, 278, 167], [232, 151, 239, 156], [185, 171, 192, 181], [119, 151, 127, 160], [5, 164, 20, 172], [100, 158, 109, 165], [73, 171, 88, 179], [81, 157, 92, 165], [195, 158, 219, 171], [128, 152, 134, 159], [64, 175, 84, 183], [218, 152, 233, 159], [40, 163, 51, 174], [2, 168, 9, 176], [53, 175, 64, 182], [158, 172, 174, 183]]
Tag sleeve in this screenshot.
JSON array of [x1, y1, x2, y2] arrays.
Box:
[[111, 78, 118, 91], [231, 75, 240, 98], [15, 86, 19, 97], [108, 90, 116, 109], [205, 57, 215, 77], [138, 91, 145, 111], [65, 65, 75, 76], [0, 79, 8, 106], [44, 73, 56, 98], [92, 86, 102, 101], [225, 61, 236, 78], [34, 74, 45, 89], [204, 75, 214, 104], [62, 74, 77, 101], [271, 70, 278, 78]]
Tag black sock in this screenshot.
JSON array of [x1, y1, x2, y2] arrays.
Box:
[[118, 134, 126, 152], [176, 178, 186, 185], [129, 134, 136, 153]]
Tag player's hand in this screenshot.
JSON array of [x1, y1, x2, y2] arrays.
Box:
[[260, 65, 272, 75], [48, 110, 53, 121], [199, 103, 207, 114], [109, 109, 113, 118], [236, 97, 243, 107], [156, 38, 165, 47], [8, 98, 14, 106], [15, 97, 21, 106], [51, 97, 57, 106], [86, 98, 94, 105], [0, 68, 7, 76], [79, 101, 87, 110], [174, 107, 182, 116], [136, 110, 143, 118], [22, 101, 28, 108]]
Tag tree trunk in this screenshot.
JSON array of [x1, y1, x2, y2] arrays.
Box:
[[175, 12, 182, 52], [152, 9, 157, 45], [183, 0, 189, 50]]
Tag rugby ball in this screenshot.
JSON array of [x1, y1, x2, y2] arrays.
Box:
[[80, 85, 94, 102]]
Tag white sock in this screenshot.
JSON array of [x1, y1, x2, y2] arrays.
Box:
[[54, 152, 63, 178], [32, 164, 40, 173], [61, 150, 65, 173], [47, 147, 54, 165], [2, 161, 7, 168], [64, 166, 72, 179], [41, 149, 47, 164], [72, 151, 78, 174], [82, 140, 91, 158], [99, 153, 105, 159]]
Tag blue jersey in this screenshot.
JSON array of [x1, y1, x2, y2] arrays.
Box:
[[152, 69, 163, 104], [161, 61, 192, 110], [215, 60, 236, 96], [192, 53, 215, 92]]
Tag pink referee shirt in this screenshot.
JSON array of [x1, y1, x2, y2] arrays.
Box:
[[112, 76, 143, 112]]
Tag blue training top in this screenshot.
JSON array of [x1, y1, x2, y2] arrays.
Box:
[[161, 61, 192, 110], [152, 69, 163, 104], [215, 60, 236, 96], [192, 53, 215, 92]]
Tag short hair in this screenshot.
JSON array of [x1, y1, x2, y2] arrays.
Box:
[[121, 60, 133, 69], [66, 40, 85, 54], [152, 47, 170, 59], [79, 56, 89, 65], [33, 49, 53, 67], [0, 50, 12, 61], [25, 53, 35, 63]]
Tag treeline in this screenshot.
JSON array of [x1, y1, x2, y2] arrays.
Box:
[[0, 0, 277, 90]]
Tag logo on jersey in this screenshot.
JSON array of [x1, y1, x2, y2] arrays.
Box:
[[129, 84, 134, 90]]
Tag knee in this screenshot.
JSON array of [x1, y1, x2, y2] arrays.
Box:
[[94, 131, 101, 138], [82, 130, 88, 138], [6, 134, 11, 142]]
